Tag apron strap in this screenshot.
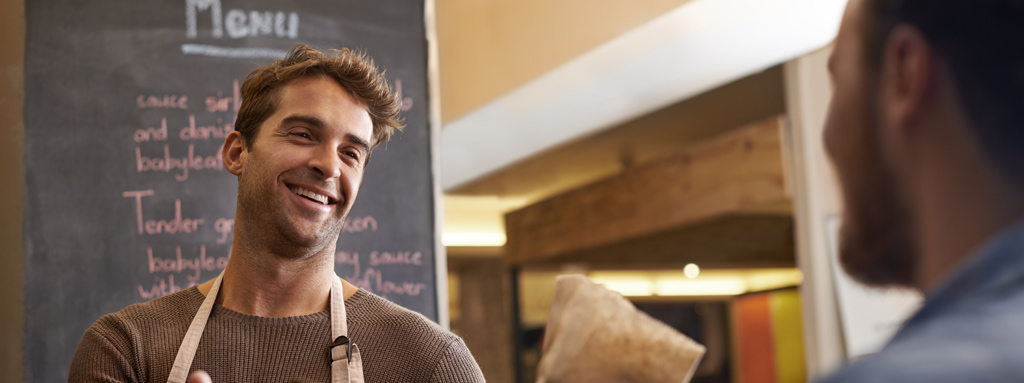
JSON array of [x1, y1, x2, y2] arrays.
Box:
[[329, 275, 364, 383], [167, 272, 364, 383], [166, 271, 224, 383]]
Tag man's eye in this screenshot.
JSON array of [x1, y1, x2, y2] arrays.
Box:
[[343, 151, 359, 160], [292, 132, 312, 140]]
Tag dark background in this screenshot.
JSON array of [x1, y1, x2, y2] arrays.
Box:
[[23, 0, 434, 381]]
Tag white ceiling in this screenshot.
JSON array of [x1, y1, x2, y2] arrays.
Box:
[[440, 0, 847, 191]]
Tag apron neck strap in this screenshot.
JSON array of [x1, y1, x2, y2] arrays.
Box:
[[167, 271, 363, 383], [330, 274, 348, 347], [329, 274, 363, 382], [166, 271, 225, 383]]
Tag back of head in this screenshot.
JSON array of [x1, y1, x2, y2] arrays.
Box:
[[234, 43, 404, 151], [861, 0, 1024, 183]]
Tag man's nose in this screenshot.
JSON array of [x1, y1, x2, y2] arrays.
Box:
[[309, 145, 342, 179]]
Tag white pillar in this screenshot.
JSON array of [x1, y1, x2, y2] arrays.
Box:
[[783, 46, 847, 380]]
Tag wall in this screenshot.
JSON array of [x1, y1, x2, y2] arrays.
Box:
[[435, 0, 691, 122], [0, 0, 25, 380], [452, 66, 786, 201]]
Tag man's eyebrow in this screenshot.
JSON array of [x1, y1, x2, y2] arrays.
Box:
[[280, 114, 327, 130], [346, 133, 371, 154]]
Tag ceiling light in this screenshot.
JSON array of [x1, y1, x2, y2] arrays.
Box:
[[684, 263, 700, 279]]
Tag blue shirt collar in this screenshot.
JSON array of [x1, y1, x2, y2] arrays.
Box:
[[893, 220, 1024, 340]]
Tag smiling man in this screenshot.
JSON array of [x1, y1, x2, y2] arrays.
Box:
[[69, 44, 485, 383], [819, 0, 1024, 382]]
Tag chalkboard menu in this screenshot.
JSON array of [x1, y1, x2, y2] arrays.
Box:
[[23, 1, 436, 381]]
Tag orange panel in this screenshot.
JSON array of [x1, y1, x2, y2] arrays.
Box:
[[734, 293, 777, 383]]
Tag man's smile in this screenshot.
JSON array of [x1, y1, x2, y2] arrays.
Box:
[[286, 183, 339, 206]]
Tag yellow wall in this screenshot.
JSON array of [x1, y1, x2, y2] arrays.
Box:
[[436, 0, 691, 122], [771, 289, 807, 383], [0, 0, 25, 380]]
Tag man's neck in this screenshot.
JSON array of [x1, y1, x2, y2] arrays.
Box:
[[911, 134, 1024, 292], [197, 239, 359, 317]]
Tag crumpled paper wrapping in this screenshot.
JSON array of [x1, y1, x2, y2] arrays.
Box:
[[535, 275, 706, 383]]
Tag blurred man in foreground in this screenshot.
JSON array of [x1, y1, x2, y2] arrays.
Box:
[[821, 0, 1024, 381]]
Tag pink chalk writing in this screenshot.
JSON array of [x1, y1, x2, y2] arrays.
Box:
[[147, 245, 228, 283], [343, 216, 377, 233], [336, 250, 362, 279], [137, 94, 188, 110], [205, 79, 241, 112], [135, 144, 224, 181], [214, 218, 235, 244], [369, 251, 421, 266], [179, 115, 233, 141], [336, 250, 427, 296], [139, 245, 232, 299], [138, 275, 185, 299], [351, 268, 427, 297], [122, 190, 206, 235], [134, 118, 169, 142], [394, 79, 414, 112]]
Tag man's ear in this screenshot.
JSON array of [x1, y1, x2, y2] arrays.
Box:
[[881, 25, 936, 134], [222, 131, 246, 176]]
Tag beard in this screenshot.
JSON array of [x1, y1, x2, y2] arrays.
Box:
[[836, 98, 919, 288], [236, 164, 347, 259]]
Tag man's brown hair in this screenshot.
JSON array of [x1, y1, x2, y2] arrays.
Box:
[[234, 43, 404, 153], [859, 0, 1024, 181]]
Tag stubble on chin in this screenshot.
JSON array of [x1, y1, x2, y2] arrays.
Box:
[[236, 174, 347, 259], [270, 207, 348, 259], [837, 152, 919, 289]]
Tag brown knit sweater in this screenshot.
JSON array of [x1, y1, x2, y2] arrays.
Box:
[[68, 287, 485, 383]]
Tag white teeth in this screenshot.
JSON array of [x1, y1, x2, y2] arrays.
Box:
[[289, 186, 330, 205]]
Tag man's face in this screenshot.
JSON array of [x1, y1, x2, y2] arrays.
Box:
[[235, 76, 373, 256], [824, 0, 918, 288]]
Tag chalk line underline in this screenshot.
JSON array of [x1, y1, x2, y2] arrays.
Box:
[[181, 44, 288, 59]]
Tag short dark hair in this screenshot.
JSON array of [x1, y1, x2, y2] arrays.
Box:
[[234, 43, 404, 151], [861, 0, 1024, 180]]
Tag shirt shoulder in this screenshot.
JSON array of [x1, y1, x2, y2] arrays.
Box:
[[346, 290, 484, 383], [91, 287, 203, 342], [69, 287, 204, 383], [347, 289, 457, 343], [819, 291, 1024, 383]]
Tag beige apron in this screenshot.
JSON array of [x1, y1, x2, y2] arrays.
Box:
[[165, 272, 364, 383]]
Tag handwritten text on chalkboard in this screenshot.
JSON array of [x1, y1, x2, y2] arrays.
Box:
[[186, 0, 298, 39]]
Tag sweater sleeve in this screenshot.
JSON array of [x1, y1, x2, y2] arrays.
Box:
[[428, 338, 486, 383], [68, 319, 140, 383]]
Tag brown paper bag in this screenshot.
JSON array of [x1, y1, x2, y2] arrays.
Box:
[[535, 275, 706, 383]]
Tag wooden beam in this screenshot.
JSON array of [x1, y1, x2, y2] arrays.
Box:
[[504, 117, 789, 266], [516, 214, 795, 271]]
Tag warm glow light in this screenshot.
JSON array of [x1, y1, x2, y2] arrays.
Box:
[[684, 263, 700, 279], [442, 232, 506, 247], [597, 280, 655, 297], [588, 268, 803, 297], [589, 275, 656, 297], [745, 269, 803, 291], [655, 279, 748, 296]]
